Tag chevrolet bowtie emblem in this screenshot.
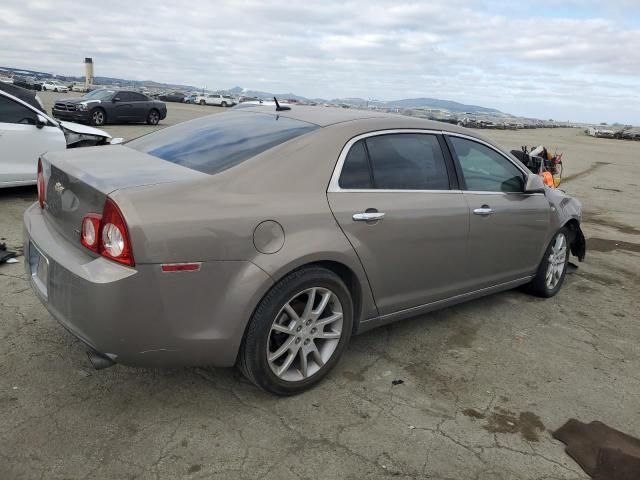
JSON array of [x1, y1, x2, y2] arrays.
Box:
[[54, 182, 65, 194]]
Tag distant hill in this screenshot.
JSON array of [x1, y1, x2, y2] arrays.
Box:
[[227, 87, 500, 113], [1, 66, 502, 114], [385, 97, 500, 113], [325, 97, 500, 113]]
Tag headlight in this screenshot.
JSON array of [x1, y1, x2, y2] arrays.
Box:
[[77, 103, 88, 111]]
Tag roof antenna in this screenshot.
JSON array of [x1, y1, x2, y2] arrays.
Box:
[[274, 96, 291, 111]]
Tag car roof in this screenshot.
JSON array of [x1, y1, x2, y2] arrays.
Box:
[[234, 104, 475, 136]]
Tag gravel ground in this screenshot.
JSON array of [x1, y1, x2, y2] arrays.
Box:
[[1, 108, 639, 480]]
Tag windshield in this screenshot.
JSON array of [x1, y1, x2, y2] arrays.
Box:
[[82, 89, 116, 100], [127, 111, 319, 175]]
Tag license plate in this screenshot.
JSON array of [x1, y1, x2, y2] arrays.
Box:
[[29, 241, 49, 299]]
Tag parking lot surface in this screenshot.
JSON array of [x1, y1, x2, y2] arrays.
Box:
[[1, 108, 639, 479]]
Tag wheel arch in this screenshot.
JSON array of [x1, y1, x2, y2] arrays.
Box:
[[562, 218, 586, 261]]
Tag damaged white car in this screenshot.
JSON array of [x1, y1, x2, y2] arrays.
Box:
[[1, 88, 118, 188]]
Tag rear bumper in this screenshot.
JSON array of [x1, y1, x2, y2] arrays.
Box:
[[23, 203, 273, 367], [52, 109, 90, 123]]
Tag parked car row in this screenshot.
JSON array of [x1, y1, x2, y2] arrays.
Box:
[[158, 91, 237, 107], [584, 126, 640, 140]]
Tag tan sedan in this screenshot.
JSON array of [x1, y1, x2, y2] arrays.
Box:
[[24, 105, 585, 394]]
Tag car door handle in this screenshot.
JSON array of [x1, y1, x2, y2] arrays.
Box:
[[473, 206, 494, 216], [352, 212, 385, 222]]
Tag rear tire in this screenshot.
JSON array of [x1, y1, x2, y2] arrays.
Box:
[[199, 100, 205, 105], [90, 108, 106, 126], [525, 227, 570, 297], [238, 266, 353, 395], [146, 109, 160, 125]]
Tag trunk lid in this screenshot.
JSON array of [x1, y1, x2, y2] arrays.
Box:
[[41, 145, 206, 246]]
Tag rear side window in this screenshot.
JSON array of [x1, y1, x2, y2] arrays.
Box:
[[338, 134, 450, 190], [367, 134, 449, 190], [0, 95, 38, 125], [127, 112, 318, 175], [339, 140, 372, 189]]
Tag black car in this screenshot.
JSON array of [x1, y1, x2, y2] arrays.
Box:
[[159, 92, 186, 103], [12, 76, 42, 91], [51, 89, 167, 126]]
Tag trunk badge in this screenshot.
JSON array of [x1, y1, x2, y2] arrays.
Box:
[[54, 182, 65, 194]]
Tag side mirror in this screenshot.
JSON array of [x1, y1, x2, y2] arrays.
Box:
[[36, 114, 47, 129], [109, 137, 124, 145], [112, 97, 120, 103], [524, 173, 545, 193]]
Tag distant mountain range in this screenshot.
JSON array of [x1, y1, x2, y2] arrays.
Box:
[[227, 86, 500, 113], [1, 65, 501, 114]]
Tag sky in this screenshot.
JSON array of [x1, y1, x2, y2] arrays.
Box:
[[2, 0, 640, 124]]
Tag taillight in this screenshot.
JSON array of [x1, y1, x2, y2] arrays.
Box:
[[80, 214, 102, 252], [80, 197, 135, 266], [37, 158, 45, 208]]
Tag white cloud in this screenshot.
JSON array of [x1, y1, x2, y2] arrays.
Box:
[[1, 0, 639, 123]]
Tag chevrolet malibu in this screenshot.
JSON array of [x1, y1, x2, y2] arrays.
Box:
[[24, 106, 585, 395]]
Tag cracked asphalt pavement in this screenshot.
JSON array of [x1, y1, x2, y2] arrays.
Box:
[[1, 113, 639, 479]]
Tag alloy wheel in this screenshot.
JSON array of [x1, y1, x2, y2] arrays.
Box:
[[92, 110, 104, 125], [267, 287, 343, 382], [545, 233, 567, 290]]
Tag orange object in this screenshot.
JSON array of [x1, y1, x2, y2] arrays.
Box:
[[540, 171, 554, 187]]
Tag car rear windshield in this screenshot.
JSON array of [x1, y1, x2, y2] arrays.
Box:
[[127, 112, 319, 175]]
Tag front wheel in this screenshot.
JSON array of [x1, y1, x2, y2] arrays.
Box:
[[525, 227, 569, 297], [221, 101, 228, 107], [146, 109, 160, 125], [90, 108, 106, 126], [238, 266, 353, 395], [199, 100, 205, 105]]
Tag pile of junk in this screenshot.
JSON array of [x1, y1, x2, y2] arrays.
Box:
[[511, 145, 563, 188]]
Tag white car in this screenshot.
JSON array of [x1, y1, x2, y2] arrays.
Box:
[[41, 81, 69, 93], [0, 89, 114, 188], [197, 93, 236, 107], [71, 83, 87, 92]]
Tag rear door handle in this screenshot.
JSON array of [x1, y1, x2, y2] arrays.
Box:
[[473, 206, 494, 216], [353, 212, 385, 222]]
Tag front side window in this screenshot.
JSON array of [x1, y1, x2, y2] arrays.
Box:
[[0, 95, 38, 125], [127, 111, 318, 175], [449, 137, 524, 192]]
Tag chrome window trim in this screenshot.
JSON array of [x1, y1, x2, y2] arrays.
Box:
[[463, 191, 544, 196], [327, 128, 449, 193]]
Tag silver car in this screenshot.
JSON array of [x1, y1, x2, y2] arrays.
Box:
[[23, 106, 585, 395]]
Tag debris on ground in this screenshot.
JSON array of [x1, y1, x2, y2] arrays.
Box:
[[391, 379, 404, 386], [553, 419, 640, 480], [0, 243, 17, 265]]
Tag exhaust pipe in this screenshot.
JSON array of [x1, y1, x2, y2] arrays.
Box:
[[86, 350, 116, 370]]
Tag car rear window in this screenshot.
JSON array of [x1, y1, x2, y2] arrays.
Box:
[[127, 112, 319, 175]]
